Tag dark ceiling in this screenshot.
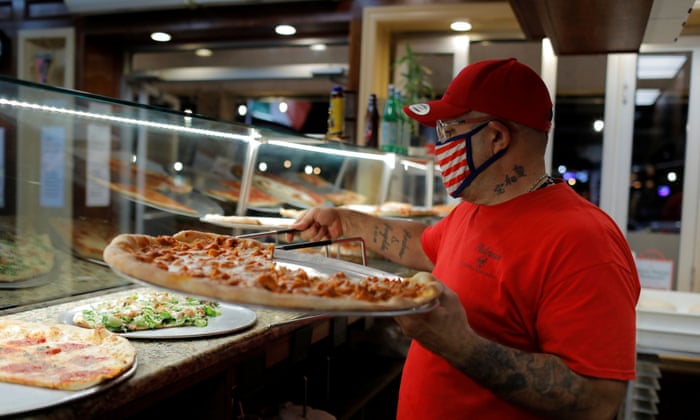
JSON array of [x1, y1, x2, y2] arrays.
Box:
[[64, 0, 669, 55]]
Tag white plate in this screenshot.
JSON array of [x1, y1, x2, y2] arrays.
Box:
[[0, 359, 137, 417], [58, 303, 257, 339]]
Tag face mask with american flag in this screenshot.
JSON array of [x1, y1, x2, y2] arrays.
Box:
[[436, 120, 507, 198]]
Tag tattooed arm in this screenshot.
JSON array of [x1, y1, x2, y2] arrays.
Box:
[[289, 207, 434, 271], [394, 284, 627, 419]]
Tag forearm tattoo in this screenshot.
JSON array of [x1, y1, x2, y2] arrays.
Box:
[[372, 223, 411, 259], [462, 339, 589, 414]]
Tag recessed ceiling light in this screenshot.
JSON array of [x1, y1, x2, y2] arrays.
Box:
[[195, 48, 213, 57], [637, 55, 687, 79], [636, 88, 661, 106], [150, 32, 172, 42], [275, 24, 296, 36], [450, 21, 472, 32], [310, 43, 327, 51]]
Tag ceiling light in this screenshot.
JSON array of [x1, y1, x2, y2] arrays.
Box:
[[636, 88, 661, 106], [150, 32, 172, 42], [450, 21, 472, 32], [195, 48, 212, 57], [637, 55, 686, 79], [275, 25, 296, 36], [310, 43, 326, 51]]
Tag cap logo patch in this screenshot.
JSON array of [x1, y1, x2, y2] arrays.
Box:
[[408, 103, 431, 116]]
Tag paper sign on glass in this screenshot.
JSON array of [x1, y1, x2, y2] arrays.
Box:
[[86, 123, 110, 207], [40, 126, 65, 208]]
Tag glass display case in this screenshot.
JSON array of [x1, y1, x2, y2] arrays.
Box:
[[0, 75, 445, 312]]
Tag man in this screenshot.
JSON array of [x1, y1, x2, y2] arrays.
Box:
[[290, 58, 640, 419]]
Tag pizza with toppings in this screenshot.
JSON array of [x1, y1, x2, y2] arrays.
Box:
[[0, 231, 54, 282], [297, 173, 367, 205], [100, 180, 199, 216], [0, 319, 136, 390], [207, 179, 282, 208], [110, 158, 192, 194], [102, 230, 442, 312], [253, 173, 327, 208], [50, 217, 120, 262], [72, 290, 222, 333]]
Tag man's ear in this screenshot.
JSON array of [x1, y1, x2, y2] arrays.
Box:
[[487, 120, 511, 153]]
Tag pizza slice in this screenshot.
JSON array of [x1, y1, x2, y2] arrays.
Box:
[[0, 231, 54, 282], [0, 319, 136, 390], [207, 179, 282, 207], [72, 290, 222, 333], [110, 158, 192, 194], [253, 173, 326, 207], [109, 182, 200, 216], [50, 217, 121, 261]]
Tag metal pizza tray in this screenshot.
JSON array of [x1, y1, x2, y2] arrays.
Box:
[[110, 249, 439, 317], [58, 303, 257, 339], [0, 359, 137, 417], [200, 215, 296, 230]]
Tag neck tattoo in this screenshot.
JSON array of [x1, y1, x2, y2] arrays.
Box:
[[527, 174, 553, 192]]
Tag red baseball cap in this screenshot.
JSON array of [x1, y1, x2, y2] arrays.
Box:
[[403, 58, 553, 132]]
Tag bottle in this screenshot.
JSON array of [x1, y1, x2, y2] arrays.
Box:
[[395, 89, 410, 155], [380, 85, 398, 153], [364, 93, 379, 148], [326, 85, 345, 140]]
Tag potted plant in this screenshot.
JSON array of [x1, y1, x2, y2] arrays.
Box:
[[395, 44, 435, 152]]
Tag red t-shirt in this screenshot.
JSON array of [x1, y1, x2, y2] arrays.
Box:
[[397, 182, 640, 419]]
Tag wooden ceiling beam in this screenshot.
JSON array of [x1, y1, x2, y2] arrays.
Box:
[[509, 0, 654, 55]]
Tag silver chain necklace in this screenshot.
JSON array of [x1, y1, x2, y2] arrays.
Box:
[[527, 174, 553, 192]]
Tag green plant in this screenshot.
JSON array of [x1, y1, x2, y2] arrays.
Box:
[[395, 43, 434, 137], [395, 43, 434, 105]]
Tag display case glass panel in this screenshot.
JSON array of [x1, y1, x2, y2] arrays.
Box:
[[0, 76, 443, 312]]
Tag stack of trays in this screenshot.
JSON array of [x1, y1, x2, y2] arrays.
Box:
[[636, 288, 700, 354]]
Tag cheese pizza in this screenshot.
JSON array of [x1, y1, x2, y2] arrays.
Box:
[[102, 230, 442, 312], [0, 319, 136, 390]]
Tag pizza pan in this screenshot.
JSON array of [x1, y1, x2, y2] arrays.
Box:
[[200, 215, 296, 230], [272, 249, 439, 316], [108, 249, 440, 317], [58, 303, 256, 339], [0, 358, 137, 417]]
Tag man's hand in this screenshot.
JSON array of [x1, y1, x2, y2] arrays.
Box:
[[394, 280, 474, 364], [287, 207, 347, 242]]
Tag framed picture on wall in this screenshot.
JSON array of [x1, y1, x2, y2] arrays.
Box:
[[17, 27, 75, 89]]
